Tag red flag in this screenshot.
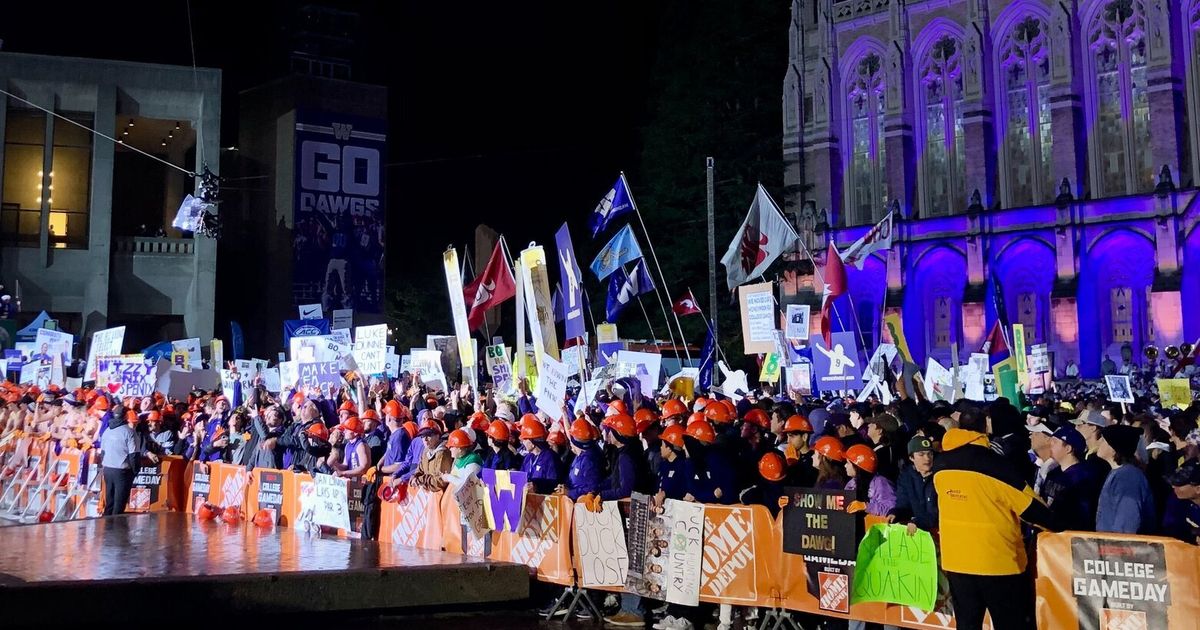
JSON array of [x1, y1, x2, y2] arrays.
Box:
[[820, 242, 847, 347], [464, 241, 516, 331], [672, 290, 702, 316]]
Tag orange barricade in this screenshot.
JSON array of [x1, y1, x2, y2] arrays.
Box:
[[380, 486, 446, 551], [245, 468, 300, 526], [489, 493, 575, 586], [1036, 531, 1200, 630], [441, 492, 491, 557], [187, 462, 250, 512], [99, 455, 187, 513], [697, 504, 775, 607]]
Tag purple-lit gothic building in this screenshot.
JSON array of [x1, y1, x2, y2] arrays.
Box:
[[781, 0, 1200, 377]]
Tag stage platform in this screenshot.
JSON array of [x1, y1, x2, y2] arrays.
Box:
[[0, 512, 530, 626]]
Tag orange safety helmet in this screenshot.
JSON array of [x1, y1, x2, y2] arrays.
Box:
[[401, 421, 418, 440], [469, 412, 490, 432], [569, 418, 598, 442], [845, 444, 878, 473], [197, 503, 219, 521], [783, 415, 814, 434], [518, 415, 547, 440], [758, 452, 787, 482], [721, 399, 737, 416], [743, 408, 770, 429], [338, 416, 364, 436], [606, 414, 637, 438], [685, 420, 716, 444], [485, 420, 511, 441], [383, 399, 404, 419], [661, 399, 687, 419], [92, 396, 110, 412], [361, 409, 380, 422], [634, 408, 659, 426], [338, 400, 357, 414], [661, 424, 686, 448], [693, 397, 709, 411], [221, 506, 242, 524], [547, 430, 567, 446], [607, 399, 628, 416], [146, 411, 162, 423], [447, 429, 473, 449], [813, 436, 846, 462], [124, 410, 139, 424], [687, 411, 707, 427], [704, 403, 732, 424], [305, 422, 331, 442], [252, 509, 274, 528]]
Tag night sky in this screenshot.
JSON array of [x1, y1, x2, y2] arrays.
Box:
[[3, 0, 656, 272]]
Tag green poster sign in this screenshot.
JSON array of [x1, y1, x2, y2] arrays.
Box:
[[996, 365, 1019, 402], [850, 523, 938, 611]]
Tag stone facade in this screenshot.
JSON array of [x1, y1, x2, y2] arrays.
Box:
[[783, 0, 1200, 377]]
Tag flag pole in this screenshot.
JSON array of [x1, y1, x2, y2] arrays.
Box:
[[688, 286, 730, 367], [621, 172, 691, 363], [794, 231, 849, 337]]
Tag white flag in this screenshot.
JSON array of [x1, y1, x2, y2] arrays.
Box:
[[839, 211, 894, 270], [720, 184, 798, 290]]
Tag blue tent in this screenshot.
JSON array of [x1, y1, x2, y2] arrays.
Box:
[[16, 311, 58, 342]]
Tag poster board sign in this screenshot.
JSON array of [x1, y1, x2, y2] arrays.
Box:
[[759, 352, 782, 384], [596, 322, 619, 344], [561, 343, 589, 377], [331, 308, 353, 330], [811, 332, 862, 391], [190, 465, 212, 511], [85, 326, 125, 382], [786, 364, 813, 397], [1030, 343, 1050, 374], [410, 349, 447, 391], [426, 336, 459, 387], [311, 473, 352, 531], [615, 350, 662, 396], [881, 313, 913, 364], [782, 488, 857, 614], [535, 354, 569, 420], [98, 355, 155, 398], [298, 303, 324, 320], [1012, 324, 1028, 383], [1105, 375, 1135, 404], [738, 282, 776, 354], [278, 361, 298, 391], [485, 344, 513, 394], [924, 358, 955, 402], [353, 324, 388, 374], [297, 361, 342, 392], [453, 475, 491, 539], [171, 338, 202, 370], [480, 469, 527, 532], [1157, 378, 1192, 410], [850, 523, 938, 611], [574, 501, 629, 588], [786, 304, 811, 341]]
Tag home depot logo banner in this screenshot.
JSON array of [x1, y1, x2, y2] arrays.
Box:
[[1037, 532, 1200, 630], [700, 505, 771, 605]]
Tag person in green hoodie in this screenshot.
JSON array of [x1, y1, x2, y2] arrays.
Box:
[[442, 428, 483, 492]]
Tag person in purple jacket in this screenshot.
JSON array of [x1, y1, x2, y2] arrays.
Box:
[[598, 414, 653, 501], [517, 414, 559, 494], [565, 418, 604, 502], [199, 393, 234, 462], [844, 443, 896, 517]]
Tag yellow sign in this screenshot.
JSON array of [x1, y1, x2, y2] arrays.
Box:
[[1157, 378, 1193, 410], [1012, 324, 1028, 385], [759, 353, 781, 383], [882, 313, 912, 364], [596, 323, 619, 344]]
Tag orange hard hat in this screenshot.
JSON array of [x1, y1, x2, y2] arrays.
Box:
[[402, 421, 418, 440], [607, 414, 637, 438], [814, 436, 846, 462], [547, 430, 567, 446], [469, 412, 490, 432], [339, 417, 364, 435], [486, 420, 511, 441], [221, 506, 242, 524], [687, 411, 707, 427], [197, 503, 219, 521], [661, 424, 686, 448], [607, 399, 628, 415], [383, 399, 403, 419], [758, 452, 787, 482], [37, 509, 54, 524], [338, 400, 357, 413], [685, 420, 716, 444], [846, 444, 878, 473], [705, 403, 732, 424], [305, 422, 330, 442], [292, 392, 306, 406], [361, 409, 380, 421], [570, 418, 598, 442], [784, 415, 813, 434], [519, 415, 547, 440], [252, 509, 274, 528], [743, 408, 770, 429], [634, 408, 658, 425], [92, 397, 110, 411], [721, 399, 737, 416], [447, 429, 473, 449], [661, 399, 687, 419], [124, 410, 139, 424], [693, 397, 709, 411]]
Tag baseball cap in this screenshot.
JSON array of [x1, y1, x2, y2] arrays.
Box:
[[1166, 459, 1200, 486], [1051, 426, 1087, 456], [1072, 409, 1109, 428], [1100, 424, 1141, 460], [1025, 418, 1061, 435], [907, 436, 934, 455]]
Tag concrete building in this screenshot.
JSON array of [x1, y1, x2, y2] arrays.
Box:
[[782, 0, 1200, 377], [0, 52, 221, 351]]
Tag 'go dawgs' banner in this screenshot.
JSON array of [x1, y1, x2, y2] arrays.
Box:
[[1037, 531, 1200, 630]]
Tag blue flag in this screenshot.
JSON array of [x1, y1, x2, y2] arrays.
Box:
[[606, 259, 655, 322], [698, 321, 715, 392], [555, 223, 586, 340], [283, 318, 330, 347], [552, 283, 566, 323], [230, 321, 245, 361], [589, 174, 636, 239], [590, 225, 644, 280]]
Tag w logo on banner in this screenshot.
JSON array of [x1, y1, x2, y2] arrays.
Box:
[[482, 469, 528, 533], [331, 122, 353, 140]]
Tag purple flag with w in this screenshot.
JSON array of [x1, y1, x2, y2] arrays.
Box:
[[555, 223, 586, 340]]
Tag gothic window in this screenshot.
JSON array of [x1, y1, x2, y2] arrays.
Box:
[[1088, 0, 1153, 196], [934, 295, 954, 349], [1018, 292, 1039, 344], [1111, 286, 1133, 343], [846, 52, 888, 225], [998, 16, 1053, 206], [919, 35, 966, 216]]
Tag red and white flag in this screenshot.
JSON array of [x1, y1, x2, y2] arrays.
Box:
[[464, 240, 517, 331], [720, 184, 798, 290], [839, 211, 894, 270], [820, 241, 847, 347], [672, 290, 702, 316]]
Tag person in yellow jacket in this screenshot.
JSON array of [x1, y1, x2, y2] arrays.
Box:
[[933, 410, 1060, 630]]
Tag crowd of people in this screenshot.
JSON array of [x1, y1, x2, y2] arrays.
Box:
[[3, 362, 1200, 630]]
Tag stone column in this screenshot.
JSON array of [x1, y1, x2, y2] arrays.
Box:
[[187, 91, 220, 343], [1145, 0, 1185, 185], [1047, 2, 1087, 197], [961, 6, 996, 209], [1150, 192, 1184, 347], [82, 86, 116, 338]]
